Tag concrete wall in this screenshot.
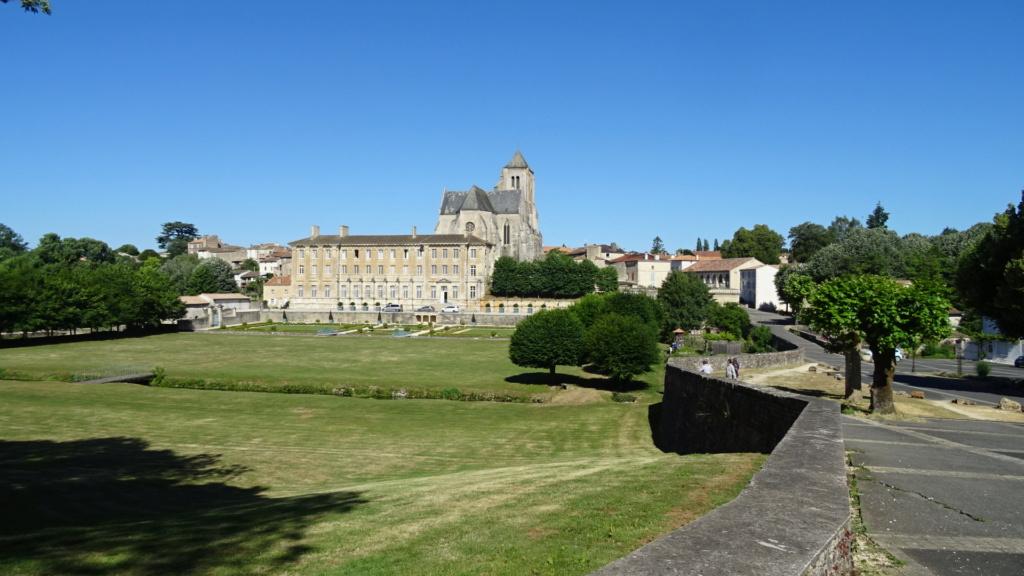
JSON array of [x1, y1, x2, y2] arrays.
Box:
[[591, 362, 852, 576]]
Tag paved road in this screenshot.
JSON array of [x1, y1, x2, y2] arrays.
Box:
[[749, 309, 1024, 575]]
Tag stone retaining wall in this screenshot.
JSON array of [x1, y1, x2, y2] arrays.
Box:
[[673, 335, 804, 373], [591, 361, 852, 576]]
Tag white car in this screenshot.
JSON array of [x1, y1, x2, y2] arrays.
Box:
[[440, 305, 459, 313]]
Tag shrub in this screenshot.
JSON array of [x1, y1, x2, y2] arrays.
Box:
[[441, 387, 462, 400], [975, 361, 992, 378], [921, 341, 955, 358], [611, 392, 637, 403]]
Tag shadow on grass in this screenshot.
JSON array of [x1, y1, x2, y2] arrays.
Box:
[[0, 437, 366, 575], [505, 368, 649, 392], [896, 373, 1024, 400]]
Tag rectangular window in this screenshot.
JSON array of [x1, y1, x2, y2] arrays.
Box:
[[378, 249, 384, 258], [390, 249, 396, 259], [342, 265, 347, 274], [325, 250, 331, 259], [469, 285, 477, 298], [453, 249, 459, 258], [312, 249, 318, 259], [390, 265, 395, 274], [470, 248, 477, 259], [452, 286, 458, 299], [341, 286, 348, 298], [298, 285, 304, 297], [354, 249, 359, 258], [325, 265, 331, 275], [431, 265, 437, 274], [365, 285, 371, 298], [442, 265, 448, 275], [353, 265, 359, 274], [365, 251, 370, 260], [442, 249, 448, 258], [298, 265, 305, 275], [431, 248, 437, 258], [453, 265, 459, 275], [416, 265, 423, 274], [312, 265, 317, 275], [403, 265, 409, 274], [389, 286, 396, 299], [311, 286, 317, 298], [402, 286, 409, 298], [403, 249, 409, 258], [416, 285, 422, 298], [470, 265, 476, 276], [430, 286, 437, 299], [341, 249, 347, 259], [354, 286, 360, 298], [417, 248, 423, 259], [377, 265, 384, 274], [324, 286, 330, 298], [377, 286, 384, 299], [299, 250, 305, 259]]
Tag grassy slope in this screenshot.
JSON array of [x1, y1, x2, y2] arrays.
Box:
[[0, 379, 761, 576]]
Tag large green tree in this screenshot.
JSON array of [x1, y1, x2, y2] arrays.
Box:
[[508, 309, 587, 378], [0, 223, 29, 262], [802, 275, 951, 413], [156, 222, 200, 258], [866, 202, 890, 229], [803, 228, 907, 282], [956, 192, 1024, 338], [720, 224, 784, 264], [657, 271, 713, 333], [586, 313, 661, 383], [827, 216, 863, 243], [1, 0, 51, 13], [787, 222, 832, 263], [706, 302, 750, 339]]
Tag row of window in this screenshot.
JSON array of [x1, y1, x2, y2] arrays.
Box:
[[297, 247, 478, 260], [298, 264, 478, 276], [296, 284, 477, 300]]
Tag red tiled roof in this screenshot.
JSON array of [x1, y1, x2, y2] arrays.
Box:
[[265, 276, 291, 286], [682, 257, 760, 272]]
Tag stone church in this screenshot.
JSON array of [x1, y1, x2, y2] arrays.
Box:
[[435, 150, 543, 262]]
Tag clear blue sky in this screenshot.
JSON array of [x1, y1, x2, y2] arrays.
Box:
[[3, 1, 1022, 254]]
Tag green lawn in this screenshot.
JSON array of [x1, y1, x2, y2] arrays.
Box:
[[0, 380, 764, 576], [0, 332, 666, 401]]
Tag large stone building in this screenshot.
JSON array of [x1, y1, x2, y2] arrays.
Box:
[[285, 152, 543, 311], [435, 150, 543, 262]]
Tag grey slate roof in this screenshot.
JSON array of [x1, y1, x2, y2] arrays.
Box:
[[505, 150, 529, 169], [289, 234, 492, 247], [439, 187, 521, 215]]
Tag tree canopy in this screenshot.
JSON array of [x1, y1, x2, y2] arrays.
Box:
[[1, 0, 51, 13], [720, 224, 783, 264], [156, 222, 200, 258], [802, 275, 950, 413], [787, 222, 832, 263], [508, 309, 587, 377], [866, 202, 890, 229], [657, 271, 713, 334], [489, 251, 614, 298], [585, 312, 661, 383], [956, 191, 1024, 338]]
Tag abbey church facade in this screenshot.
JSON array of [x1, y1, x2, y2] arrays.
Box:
[[285, 151, 543, 311]]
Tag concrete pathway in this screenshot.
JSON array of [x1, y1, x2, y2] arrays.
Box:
[[844, 416, 1024, 575]]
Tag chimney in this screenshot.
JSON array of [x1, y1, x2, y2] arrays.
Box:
[[311, 225, 320, 238], [412, 226, 417, 238], [339, 225, 349, 238], [644, 253, 649, 260]]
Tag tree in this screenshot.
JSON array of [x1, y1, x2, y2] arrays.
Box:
[[159, 254, 201, 295], [509, 309, 587, 378], [956, 191, 1024, 338], [827, 216, 863, 243], [787, 222, 832, 263], [595, 266, 619, 293], [774, 265, 816, 315], [657, 271, 713, 333], [707, 302, 750, 339], [695, 237, 702, 252], [586, 313, 661, 383], [185, 265, 216, 296], [602, 291, 663, 332], [116, 244, 140, 256], [866, 202, 890, 230], [713, 238, 720, 251], [0, 223, 29, 262], [240, 258, 259, 272], [720, 224, 784, 264], [702, 239, 710, 252], [138, 249, 162, 262], [1, 0, 51, 13], [803, 228, 907, 282], [802, 275, 951, 413], [197, 258, 237, 293], [156, 222, 199, 258], [651, 236, 665, 254]]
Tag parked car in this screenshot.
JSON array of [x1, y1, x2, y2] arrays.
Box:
[[866, 348, 904, 362], [382, 303, 403, 312], [415, 305, 435, 312], [1015, 356, 1024, 368], [440, 305, 459, 313]]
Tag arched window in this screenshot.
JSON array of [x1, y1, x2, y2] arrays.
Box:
[[503, 223, 511, 245]]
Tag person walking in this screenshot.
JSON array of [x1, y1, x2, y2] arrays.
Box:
[[699, 359, 713, 374], [725, 358, 737, 379], [732, 357, 740, 379]]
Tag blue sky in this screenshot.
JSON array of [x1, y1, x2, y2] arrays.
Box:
[[3, 1, 1022, 254]]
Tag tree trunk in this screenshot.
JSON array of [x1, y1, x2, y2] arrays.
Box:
[[869, 348, 897, 414], [844, 347, 861, 400]]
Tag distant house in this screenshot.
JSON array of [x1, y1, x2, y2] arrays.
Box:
[[566, 243, 627, 268], [178, 293, 252, 319], [692, 250, 722, 260], [963, 318, 1024, 364], [233, 270, 259, 288], [670, 253, 698, 272], [740, 264, 782, 311], [608, 252, 674, 289], [682, 257, 764, 303], [265, 276, 292, 308]]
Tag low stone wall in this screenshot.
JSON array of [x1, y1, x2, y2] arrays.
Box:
[[591, 362, 852, 576], [673, 336, 804, 373]]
